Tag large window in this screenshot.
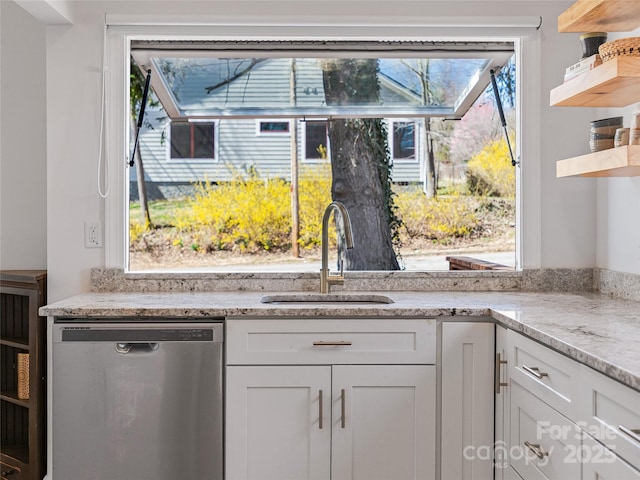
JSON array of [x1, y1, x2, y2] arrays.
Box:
[[128, 39, 518, 273]]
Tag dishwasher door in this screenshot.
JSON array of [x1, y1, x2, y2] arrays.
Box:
[[51, 321, 224, 480]]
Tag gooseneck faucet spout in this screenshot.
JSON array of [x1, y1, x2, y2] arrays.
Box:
[[320, 201, 354, 294]]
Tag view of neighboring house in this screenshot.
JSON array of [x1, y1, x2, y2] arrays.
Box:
[[132, 57, 431, 199]]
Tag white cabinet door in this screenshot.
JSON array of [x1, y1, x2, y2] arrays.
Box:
[[582, 436, 640, 480], [496, 324, 510, 480], [331, 365, 436, 480], [441, 322, 495, 480], [226, 366, 332, 480]]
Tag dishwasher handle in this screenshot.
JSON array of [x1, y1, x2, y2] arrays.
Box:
[[115, 342, 160, 354]]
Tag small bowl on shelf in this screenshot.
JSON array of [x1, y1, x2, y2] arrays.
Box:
[[590, 117, 623, 152]]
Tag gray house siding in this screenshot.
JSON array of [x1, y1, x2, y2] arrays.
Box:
[[131, 58, 423, 199]]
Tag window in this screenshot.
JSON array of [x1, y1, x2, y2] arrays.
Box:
[[170, 121, 216, 160], [257, 121, 291, 135], [390, 121, 417, 161], [304, 121, 329, 161], [127, 38, 519, 273]]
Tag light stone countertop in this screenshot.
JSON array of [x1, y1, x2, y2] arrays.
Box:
[[41, 290, 640, 391]]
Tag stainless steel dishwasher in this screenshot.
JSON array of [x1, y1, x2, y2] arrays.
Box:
[[51, 320, 224, 480]]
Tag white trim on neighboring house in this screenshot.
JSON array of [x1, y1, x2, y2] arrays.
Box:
[[301, 119, 331, 164], [255, 119, 292, 136], [166, 119, 220, 162], [388, 118, 419, 164]]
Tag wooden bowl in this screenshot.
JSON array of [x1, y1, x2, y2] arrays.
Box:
[[599, 37, 640, 62]]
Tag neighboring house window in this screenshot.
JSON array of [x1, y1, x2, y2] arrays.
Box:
[[304, 120, 329, 161], [170, 121, 216, 160], [390, 120, 417, 161], [257, 120, 290, 135]]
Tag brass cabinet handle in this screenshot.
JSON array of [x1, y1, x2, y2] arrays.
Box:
[[522, 365, 549, 380], [495, 352, 508, 394], [341, 388, 346, 428], [313, 341, 352, 346], [619, 425, 640, 444], [524, 441, 549, 460], [318, 390, 323, 430]]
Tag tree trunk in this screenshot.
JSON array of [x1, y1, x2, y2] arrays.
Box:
[[423, 117, 437, 198], [290, 59, 300, 257], [321, 58, 399, 271]]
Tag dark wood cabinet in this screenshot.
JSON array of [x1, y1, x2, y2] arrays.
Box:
[[0, 271, 47, 480]]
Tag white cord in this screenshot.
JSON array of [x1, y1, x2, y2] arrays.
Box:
[[98, 20, 109, 198]]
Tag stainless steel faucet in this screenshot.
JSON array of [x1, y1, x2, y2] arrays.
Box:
[[320, 201, 354, 294]]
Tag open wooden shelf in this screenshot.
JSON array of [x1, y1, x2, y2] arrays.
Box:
[[550, 56, 640, 107], [556, 145, 640, 177], [559, 0, 640, 32]]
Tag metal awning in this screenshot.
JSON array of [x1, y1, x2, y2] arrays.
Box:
[[131, 40, 514, 120]]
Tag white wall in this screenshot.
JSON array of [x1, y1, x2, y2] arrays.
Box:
[[5, 0, 598, 300], [596, 29, 640, 275], [0, 0, 47, 270]]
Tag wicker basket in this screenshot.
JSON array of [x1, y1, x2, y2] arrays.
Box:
[[599, 37, 640, 62]]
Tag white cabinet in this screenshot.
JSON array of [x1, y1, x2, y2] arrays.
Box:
[[500, 330, 640, 480], [495, 325, 510, 480], [226, 366, 331, 480], [226, 318, 436, 480], [510, 382, 581, 480], [582, 435, 640, 480], [441, 322, 495, 480], [331, 365, 435, 480], [576, 364, 640, 473]]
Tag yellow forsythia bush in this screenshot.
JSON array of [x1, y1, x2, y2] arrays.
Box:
[[467, 138, 516, 198], [395, 188, 480, 241], [174, 164, 332, 253]]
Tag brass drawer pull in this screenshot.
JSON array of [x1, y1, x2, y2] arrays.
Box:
[[524, 441, 549, 460], [495, 352, 508, 394], [522, 365, 549, 380], [319, 390, 324, 430], [619, 425, 640, 444], [313, 341, 352, 346]]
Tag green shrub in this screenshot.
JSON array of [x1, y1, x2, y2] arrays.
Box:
[[467, 138, 516, 197]]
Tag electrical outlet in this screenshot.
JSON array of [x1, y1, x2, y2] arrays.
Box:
[[85, 221, 103, 248]]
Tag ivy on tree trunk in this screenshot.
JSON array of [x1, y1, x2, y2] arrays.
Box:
[[321, 58, 400, 270]]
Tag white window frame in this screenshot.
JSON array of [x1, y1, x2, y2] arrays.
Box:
[[167, 119, 219, 162], [388, 119, 419, 163], [105, 23, 540, 273], [255, 119, 291, 136], [301, 119, 330, 163]]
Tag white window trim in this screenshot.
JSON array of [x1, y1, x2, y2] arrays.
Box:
[[167, 119, 220, 162], [105, 26, 539, 272], [388, 119, 419, 163], [255, 119, 292, 136], [301, 119, 331, 163]]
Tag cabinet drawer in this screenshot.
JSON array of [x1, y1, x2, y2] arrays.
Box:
[[510, 381, 581, 480], [582, 435, 640, 479], [226, 318, 436, 365], [577, 365, 640, 471], [508, 331, 580, 419]]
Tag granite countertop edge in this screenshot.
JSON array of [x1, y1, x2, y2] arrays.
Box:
[[40, 290, 640, 392]]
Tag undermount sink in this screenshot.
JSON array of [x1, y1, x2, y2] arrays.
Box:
[[259, 293, 395, 304]]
